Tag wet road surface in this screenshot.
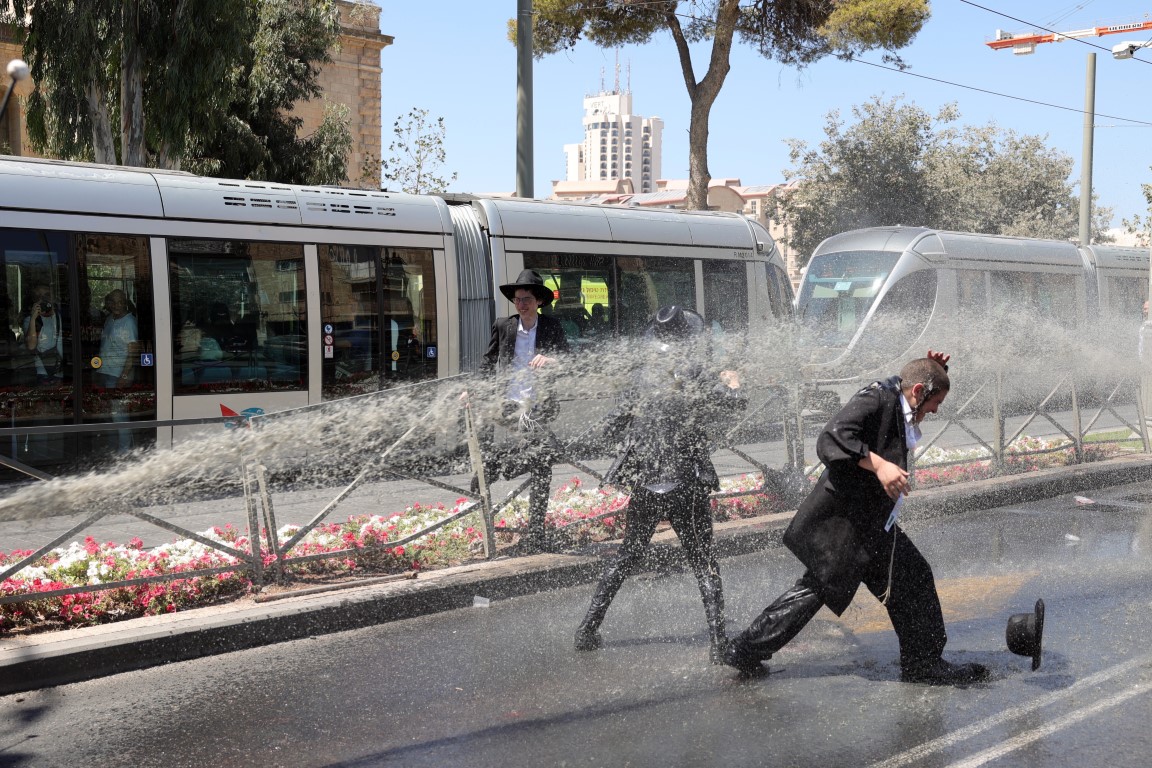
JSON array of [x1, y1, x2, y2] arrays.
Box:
[[2, 482, 1151, 767]]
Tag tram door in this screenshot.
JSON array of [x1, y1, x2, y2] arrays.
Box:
[[318, 244, 438, 400], [77, 235, 157, 458]]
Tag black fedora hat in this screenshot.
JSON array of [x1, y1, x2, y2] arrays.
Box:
[[646, 305, 705, 339], [1006, 598, 1045, 671], [500, 269, 554, 306]]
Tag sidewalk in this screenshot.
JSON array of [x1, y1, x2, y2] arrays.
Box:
[[2, 454, 1150, 696]]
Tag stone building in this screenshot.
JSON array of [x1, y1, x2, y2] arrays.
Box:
[[0, 0, 390, 188]]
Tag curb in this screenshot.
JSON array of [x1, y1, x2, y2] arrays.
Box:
[[2, 454, 1150, 695]]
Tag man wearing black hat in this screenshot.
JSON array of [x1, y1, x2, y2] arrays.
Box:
[[574, 306, 745, 663], [724, 351, 990, 685], [477, 269, 570, 553]]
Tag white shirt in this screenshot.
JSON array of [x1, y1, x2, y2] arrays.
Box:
[[23, 313, 62, 377], [899, 391, 921, 450], [100, 313, 138, 378], [506, 318, 538, 404]]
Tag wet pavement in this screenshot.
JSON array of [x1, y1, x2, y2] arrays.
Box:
[[1, 460, 1151, 767]]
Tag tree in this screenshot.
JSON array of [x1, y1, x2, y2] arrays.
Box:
[[12, 0, 352, 185], [183, 0, 351, 185], [14, 0, 248, 168], [517, 0, 929, 209], [382, 108, 458, 194], [781, 96, 1112, 263]]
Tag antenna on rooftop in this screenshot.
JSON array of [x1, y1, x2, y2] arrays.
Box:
[[614, 50, 620, 93]]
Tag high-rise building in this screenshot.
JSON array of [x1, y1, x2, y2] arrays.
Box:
[[562, 90, 662, 194]]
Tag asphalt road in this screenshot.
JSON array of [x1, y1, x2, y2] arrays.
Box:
[[2, 481, 1150, 768]]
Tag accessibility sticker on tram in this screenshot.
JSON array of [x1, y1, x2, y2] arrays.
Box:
[[140, 353, 154, 367]]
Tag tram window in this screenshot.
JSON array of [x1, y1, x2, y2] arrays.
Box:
[[956, 270, 987, 314], [766, 264, 792, 321], [318, 245, 437, 399], [168, 239, 307, 394], [0, 228, 73, 467], [796, 250, 899, 345], [1107, 276, 1145, 321], [78, 234, 155, 454], [524, 253, 614, 347], [702, 260, 748, 332], [989, 270, 1078, 329], [615, 256, 694, 336], [854, 269, 938, 368]]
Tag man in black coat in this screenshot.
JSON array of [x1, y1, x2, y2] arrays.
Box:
[[476, 269, 570, 553], [574, 306, 745, 663], [724, 352, 989, 685]]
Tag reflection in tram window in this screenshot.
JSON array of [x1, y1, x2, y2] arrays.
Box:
[[79, 234, 155, 455], [168, 239, 307, 394], [526, 254, 614, 349], [797, 250, 900, 346], [318, 245, 437, 399], [0, 229, 73, 466]]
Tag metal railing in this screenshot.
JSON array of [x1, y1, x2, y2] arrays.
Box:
[[2, 366, 1148, 609]]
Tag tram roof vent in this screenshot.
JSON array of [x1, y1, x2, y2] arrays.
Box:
[[154, 174, 304, 224]]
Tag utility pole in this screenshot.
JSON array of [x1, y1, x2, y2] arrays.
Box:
[[1079, 53, 1094, 249], [983, 20, 1152, 245], [516, 0, 534, 198]]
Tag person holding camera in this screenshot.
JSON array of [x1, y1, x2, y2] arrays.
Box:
[[23, 284, 64, 385]]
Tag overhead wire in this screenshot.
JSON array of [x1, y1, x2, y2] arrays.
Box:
[[958, 0, 1152, 62], [529, 1, 1152, 126]]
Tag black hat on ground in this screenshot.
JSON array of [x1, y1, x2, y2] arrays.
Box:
[[646, 305, 705, 339], [500, 269, 554, 306], [1006, 598, 1045, 671]]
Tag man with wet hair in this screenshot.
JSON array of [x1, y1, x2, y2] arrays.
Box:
[[724, 351, 990, 685], [574, 306, 745, 663]]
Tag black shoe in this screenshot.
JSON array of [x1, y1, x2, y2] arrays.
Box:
[[574, 628, 602, 652], [722, 640, 769, 677], [901, 657, 989, 685]]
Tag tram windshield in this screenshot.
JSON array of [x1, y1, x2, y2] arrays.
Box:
[[797, 250, 899, 345]]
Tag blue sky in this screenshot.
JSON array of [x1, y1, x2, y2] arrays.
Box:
[[373, 1, 1152, 229]]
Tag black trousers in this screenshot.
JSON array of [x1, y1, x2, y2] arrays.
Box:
[[615, 485, 718, 576], [577, 484, 724, 641], [735, 527, 947, 666], [482, 439, 554, 545]]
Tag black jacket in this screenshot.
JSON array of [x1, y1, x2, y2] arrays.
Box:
[[782, 376, 909, 614], [481, 313, 569, 371], [603, 357, 745, 494], [480, 313, 570, 422]]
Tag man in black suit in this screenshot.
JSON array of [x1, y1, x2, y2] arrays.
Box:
[[477, 269, 570, 553], [724, 351, 989, 685], [573, 306, 745, 663]]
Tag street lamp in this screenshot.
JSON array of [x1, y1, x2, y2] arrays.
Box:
[[1112, 40, 1152, 60], [0, 59, 29, 124]]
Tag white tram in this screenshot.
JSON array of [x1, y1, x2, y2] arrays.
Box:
[[0, 156, 794, 477], [795, 226, 1150, 377]]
